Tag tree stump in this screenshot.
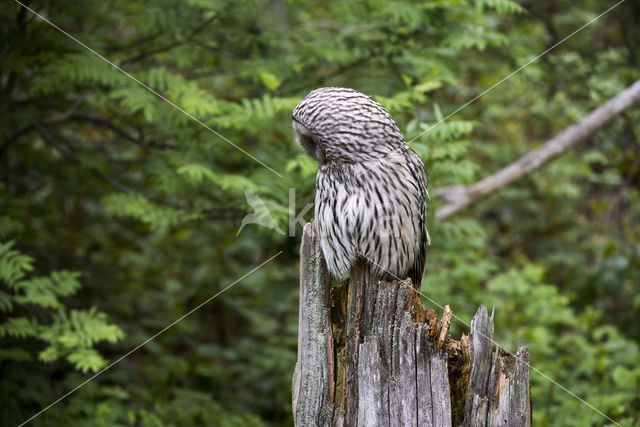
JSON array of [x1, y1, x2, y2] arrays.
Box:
[[293, 222, 532, 426]]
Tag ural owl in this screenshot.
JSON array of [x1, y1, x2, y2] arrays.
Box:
[[292, 87, 430, 286]]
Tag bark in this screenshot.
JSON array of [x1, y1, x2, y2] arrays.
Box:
[[434, 79, 640, 220], [462, 307, 532, 427], [293, 221, 531, 426], [292, 221, 333, 425]]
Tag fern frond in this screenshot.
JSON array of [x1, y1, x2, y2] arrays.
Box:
[[0, 240, 34, 289], [102, 193, 200, 229], [475, 0, 527, 14], [0, 317, 39, 339]]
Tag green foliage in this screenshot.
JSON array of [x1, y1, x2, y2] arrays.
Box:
[[0, 241, 123, 374], [1, 0, 639, 425], [103, 193, 201, 231]]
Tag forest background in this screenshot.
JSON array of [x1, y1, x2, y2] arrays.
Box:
[[1, 0, 639, 425]]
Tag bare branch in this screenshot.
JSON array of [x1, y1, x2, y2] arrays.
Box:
[[66, 113, 141, 143], [41, 95, 88, 124], [434, 79, 640, 220]]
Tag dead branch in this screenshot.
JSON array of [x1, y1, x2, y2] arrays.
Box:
[[434, 79, 640, 220]]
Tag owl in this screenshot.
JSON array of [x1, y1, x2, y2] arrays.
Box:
[[292, 87, 430, 286]]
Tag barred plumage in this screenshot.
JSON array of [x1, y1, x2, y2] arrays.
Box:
[[292, 87, 430, 286]]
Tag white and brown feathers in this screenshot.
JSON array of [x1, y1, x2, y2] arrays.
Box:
[[292, 87, 430, 286]]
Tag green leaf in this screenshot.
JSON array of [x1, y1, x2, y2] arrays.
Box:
[[67, 348, 108, 373], [259, 71, 281, 90], [414, 81, 442, 93], [0, 347, 32, 362]]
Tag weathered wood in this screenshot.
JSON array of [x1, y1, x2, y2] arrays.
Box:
[[293, 222, 531, 426], [343, 261, 371, 426], [462, 306, 532, 427], [438, 305, 452, 348], [292, 222, 333, 425]]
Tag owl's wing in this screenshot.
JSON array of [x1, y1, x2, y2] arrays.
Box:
[[405, 148, 428, 288]]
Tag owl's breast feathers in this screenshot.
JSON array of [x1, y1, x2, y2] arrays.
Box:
[[315, 149, 428, 286]]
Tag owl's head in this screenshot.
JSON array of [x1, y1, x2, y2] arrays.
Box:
[[292, 87, 406, 165]]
